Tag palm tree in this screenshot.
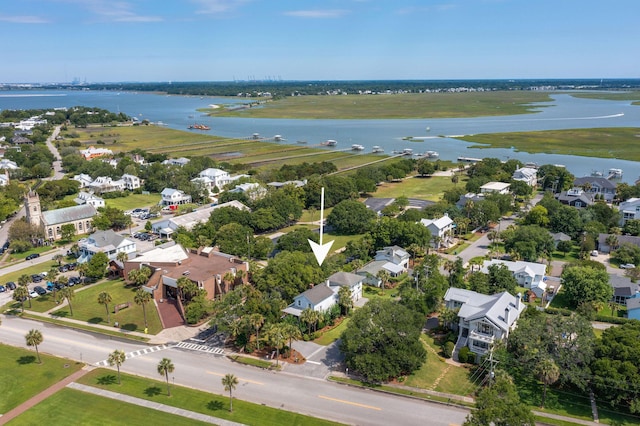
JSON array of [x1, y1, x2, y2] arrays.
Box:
[[98, 291, 113, 324], [177, 276, 197, 302], [282, 322, 302, 356], [337, 286, 353, 316], [14, 286, 29, 312], [300, 308, 316, 336], [248, 313, 264, 350], [263, 323, 286, 366], [376, 270, 390, 293], [134, 288, 152, 328], [108, 349, 126, 384], [76, 262, 88, 279], [535, 357, 560, 408], [18, 274, 30, 288], [223, 271, 235, 291], [157, 357, 175, 396], [25, 329, 43, 363], [128, 267, 151, 287], [235, 269, 246, 284], [116, 251, 128, 264], [53, 253, 64, 266], [221, 373, 239, 412], [605, 234, 619, 252], [61, 286, 75, 316]]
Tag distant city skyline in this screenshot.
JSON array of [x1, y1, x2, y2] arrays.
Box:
[[1, 0, 638, 83]]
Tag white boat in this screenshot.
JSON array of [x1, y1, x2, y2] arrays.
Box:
[[608, 168, 623, 179], [372, 146, 384, 153], [351, 144, 364, 151], [402, 148, 413, 155], [425, 150, 439, 158], [322, 139, 338, 146]]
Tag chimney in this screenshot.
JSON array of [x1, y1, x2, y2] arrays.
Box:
[[516, 293, 522, 310], [504, 307, 510, 325]]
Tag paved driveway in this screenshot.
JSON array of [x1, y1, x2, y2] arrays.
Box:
[[289, 340, 345, 379]]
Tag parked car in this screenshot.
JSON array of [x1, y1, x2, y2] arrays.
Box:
[[31, 274, 43, 283], [34, 286, 47, 295], [0, 285, 6, 293], [46, 281, 55, 291], [58, 265, 68, 272], [6, 281, 16, 290], [621, 263, 636, 269], [29, 290, 39, 298], [591, 250, 599, 256], [25, 253, 40, 260]]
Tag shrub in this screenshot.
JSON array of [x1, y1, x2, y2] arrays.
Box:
[[443, 341, 454, 358], [458, 346, 472, 364]]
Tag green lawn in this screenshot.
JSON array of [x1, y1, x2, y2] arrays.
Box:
[[7, 388, 210, 426], [314, 317, 350, 346], [51, 279, 163, 334], [403, 334, 474, 396], [371, 175, 466, 201], [76, 368, 343, 426], [0, 343, 83, 413]]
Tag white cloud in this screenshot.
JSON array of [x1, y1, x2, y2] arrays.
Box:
[[284, 9, 349, 18], [57, 0, 162, 22], [190, 0, 251, 15], [0, 14, 49, 24]]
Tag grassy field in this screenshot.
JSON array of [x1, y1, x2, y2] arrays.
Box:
[[403, 334, 474, 396], [50, 278, 163, 334], [0, 344, 83, 413], [76, 368, 343, 426], [569, 91, 640, 104], [456, 127, 640, 161], [7, 388, 210, 426], [205, 92, 553, 119], [314, 318, 350, 346], [371, 175, 465, 201]]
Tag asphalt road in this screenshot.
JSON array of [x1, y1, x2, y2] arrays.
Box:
[[0, 314, 469, 425]]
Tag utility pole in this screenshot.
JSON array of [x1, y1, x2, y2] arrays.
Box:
[[488, 345, 498, 387]]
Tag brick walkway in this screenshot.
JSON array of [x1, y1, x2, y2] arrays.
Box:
[[156, 299, 185, 329], [0, 367, 92, 425]]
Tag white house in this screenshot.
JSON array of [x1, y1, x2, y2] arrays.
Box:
[[480, 181, 511, 194], [283, 283, 338, 317], [619, 198, 640, 226], [88, 176, 125, 193], [73, 174, 94, 188], [0, 159, 19, 170], [0, 172, 9, 186], [77, 229, 137, 264], [444, 287, 525, 361], [229, 182, 266, 200], [121, 174, 141, 190], [480, 259, 548, 298], [512, 167, 537, 187], [160, 188, 192, 206], [74, 191, 105, 208], [326, 271, 364, 302], [420, 213, 454, 248], [162, 157, 190, 167], [357, 246, 411, 287], [198, 168, 231, 189], [80, 146, 113, 160]]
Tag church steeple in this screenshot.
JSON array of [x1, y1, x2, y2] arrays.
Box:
[[24, 190, 41, 227]]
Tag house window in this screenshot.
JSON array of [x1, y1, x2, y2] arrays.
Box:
[[297, 300, 301, 306], [472, 340, 489, 350], [477, 323, 493, 335], [78, 222, 83, 230]]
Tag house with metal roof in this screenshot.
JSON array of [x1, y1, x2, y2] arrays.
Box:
[[160, 188, 192, 206], [356, 245, 411, 287], [77, 229, 136, 263], [74, 191, 105, 208], [512, 167, 538, 186], [420, 213, 454, 248], [444, 287, 525, 361], [480, 259, 547, 298]]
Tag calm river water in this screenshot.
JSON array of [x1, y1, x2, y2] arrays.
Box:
[[1, 90, 639, 182]]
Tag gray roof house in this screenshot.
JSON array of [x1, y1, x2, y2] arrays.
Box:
[[357, 245, 411, 287], [78, 229, 137, 264], [283, 283, 338, 317], [597, 233, 640, 254], [153, 200, 250, 238], [573, 176, 617, 202], [326, 271, 364, 301], [609, 274, 639, 304], [557, 188, 595, 208], [444, 287, 525, 361]]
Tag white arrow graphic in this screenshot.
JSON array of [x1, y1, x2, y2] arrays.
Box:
[[309, 187, 334, 266]]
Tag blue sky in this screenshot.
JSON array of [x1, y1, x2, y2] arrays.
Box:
[[2, 0, 638, 83]]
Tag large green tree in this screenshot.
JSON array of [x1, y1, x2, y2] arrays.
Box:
[[463, 371, 535, 426], [340, 299, 426, 382], [326, 199, 376, 234], [561, 265, 612, 308], [253, 251, 324, 301], [86, 252, 109, 280]]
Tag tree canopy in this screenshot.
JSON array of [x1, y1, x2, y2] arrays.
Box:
[[340, 299, 426, 382]]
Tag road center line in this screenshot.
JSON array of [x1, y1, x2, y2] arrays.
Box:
[[206, 371, 264, 385], [318, 395, 382, 411]]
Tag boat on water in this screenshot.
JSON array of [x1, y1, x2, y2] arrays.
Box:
[[425, 150, 439, 158], [188, 123, 211, 130], [351, 144, 365, 151], [297, 140, 307, 144], [372, 146, 384, 153], [609, 168, 623, 179], [399, 148, 413, 155], [321, 139, 338, 146]]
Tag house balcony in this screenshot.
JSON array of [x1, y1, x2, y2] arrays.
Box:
[[469, 330, 495, 344]]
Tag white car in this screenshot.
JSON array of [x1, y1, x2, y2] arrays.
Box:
[[29, 290, 39, 298], [621, 264, 636, 269]]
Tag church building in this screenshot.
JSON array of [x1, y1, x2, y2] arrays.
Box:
[[25, 191, 97, 241]]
